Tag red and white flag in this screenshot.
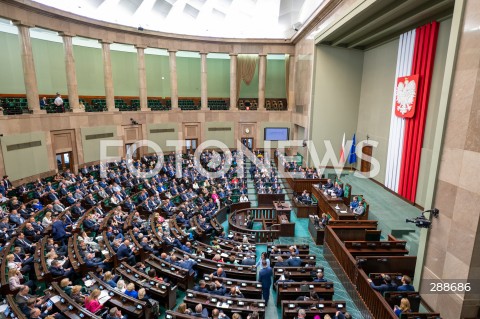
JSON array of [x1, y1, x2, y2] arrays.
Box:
[[339, 133, 346, 163]]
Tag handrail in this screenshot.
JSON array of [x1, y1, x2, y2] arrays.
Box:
[[228, 207, 280, 243]]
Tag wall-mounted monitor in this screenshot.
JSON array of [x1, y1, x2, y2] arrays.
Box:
[[264, 127, 289, 141]]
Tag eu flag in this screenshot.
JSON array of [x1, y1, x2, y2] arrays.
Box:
[[348, 134, 357, 164]]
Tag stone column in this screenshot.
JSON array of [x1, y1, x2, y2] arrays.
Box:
[[200, 52, 208, 109], [258, 54, 267, 109], [168, 50, 178, 109], [229, 53, 238, 109], [60, 33, 80, 112], [14, 22, 43, 114], [136, 45, 149, 111], [100, 40, 116, 112], [288, 54, 296, 110]]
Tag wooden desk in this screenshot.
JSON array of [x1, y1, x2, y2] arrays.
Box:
[[50, 282, 102, 319], [146, 256, 195, 290], [257, 193, 285, 206], [277, 214, 295, 237], [86, 272, 146, 318], [184, 290, 266, 318], [308, 216, 325, 244], [116, 261, 177, 309], [281, 300, 346, 319], [276, 281, 334, 305], [273, 201, 292, 219], [293, 198, 319, 218], [203, 275, 263, 299], [267, 244, 310, 255], [274, 267, 324, 281]]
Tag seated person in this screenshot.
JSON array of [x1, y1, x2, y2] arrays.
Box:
[[191, 303, 209, 318], [124, 283, 138, 298], [106, 307, 127, 319], [323, 179, 334, 189], [226, 286, 244, 298], [367, 274, 397, 294], [353, 200, 366, 217], [334, 183, 344, 198], [210, 267, 227, 278], [349, 196, 359, 209], [49, 259, 75, 279], [397, 275, 415, 291], [85, 289, 103, 313], [313, 271, 327, 282], [193, 280, 209, 293], [394, 298, 411, 317]]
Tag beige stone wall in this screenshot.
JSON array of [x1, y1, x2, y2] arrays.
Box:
[[422, 1, 480, 318]]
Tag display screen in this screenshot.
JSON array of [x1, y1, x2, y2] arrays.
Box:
[[264, 128, 289, 141]]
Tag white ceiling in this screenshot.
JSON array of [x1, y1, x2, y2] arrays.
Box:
[[32, 0, 324, 39]]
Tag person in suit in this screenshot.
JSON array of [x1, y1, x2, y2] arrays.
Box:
[[52, 200, 66, 214], [323, 179, 334, 189], [15, 285, 45, 311], [49, 259, 75, 279], [9, 210, 24, 226], [117, 240, 136, 265], [140, 237, 159, 255], [210, 267, 227, 278], [274, 256, 289, 267], [287, 253, 302, 267], [397, 275, 415, 291], [193, 280, 209, 293], [367, 274, 397, 294], [15, 233, 35, 254], [23, 223, 42, 241], [52, 217, 70, 244], [353, 200, 365, 217], [258, 260, 273, 303], [241, 255, 256, 266], [313, 271, 327, 282], [191, 303, 209, 318], [85, 253, 110, 270], [334, 183, 344, 198], [83, 215, 99, 233]]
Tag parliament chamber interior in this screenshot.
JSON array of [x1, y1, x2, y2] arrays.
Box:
[[0, 0, 478, 318]]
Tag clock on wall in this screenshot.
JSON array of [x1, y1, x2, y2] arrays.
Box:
[[245, 128, 250, 134]]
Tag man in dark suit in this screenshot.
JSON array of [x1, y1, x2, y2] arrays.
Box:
[[49, 260, 75, 279], [193, 280, 209, 293], [83, 215, 99, 233], [241, 255, 256, 266], [313, 271, 327, 282], [210, 267, 227, 278], [23, 223, 42, 241], [323, 179, 334, 189], [367, 274, 397, 294], [258, 260, 273, 303], [274, 256, 289, 267], [287, 253, 302, 267], [397, 275, 415, 291], [48, 190, 59, 202], [116, 240, 136, 265], [85, 253, 110, 270], [15, 233, 35, 254], [52, 217, 70, 244], [71, 202, 85, 218], [9, 210, 24, 226]]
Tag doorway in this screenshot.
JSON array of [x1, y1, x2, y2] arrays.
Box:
[[185, 139, 198, 152], [125, 143, 140, 160], [241, 138, 254, 151], [56, 152, 72, 172]]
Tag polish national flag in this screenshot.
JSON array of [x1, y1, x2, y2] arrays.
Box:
[[339, 133, 346, 163]]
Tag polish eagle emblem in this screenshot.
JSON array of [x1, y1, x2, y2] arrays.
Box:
[[395, 75, 419, 118]]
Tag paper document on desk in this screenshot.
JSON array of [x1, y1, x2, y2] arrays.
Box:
[[50, 295, 61, 303], [84, 279, 94, 287], [216, 301, 229, 308], [340, 210, 347, 214], [98, 290, 111, 304]]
